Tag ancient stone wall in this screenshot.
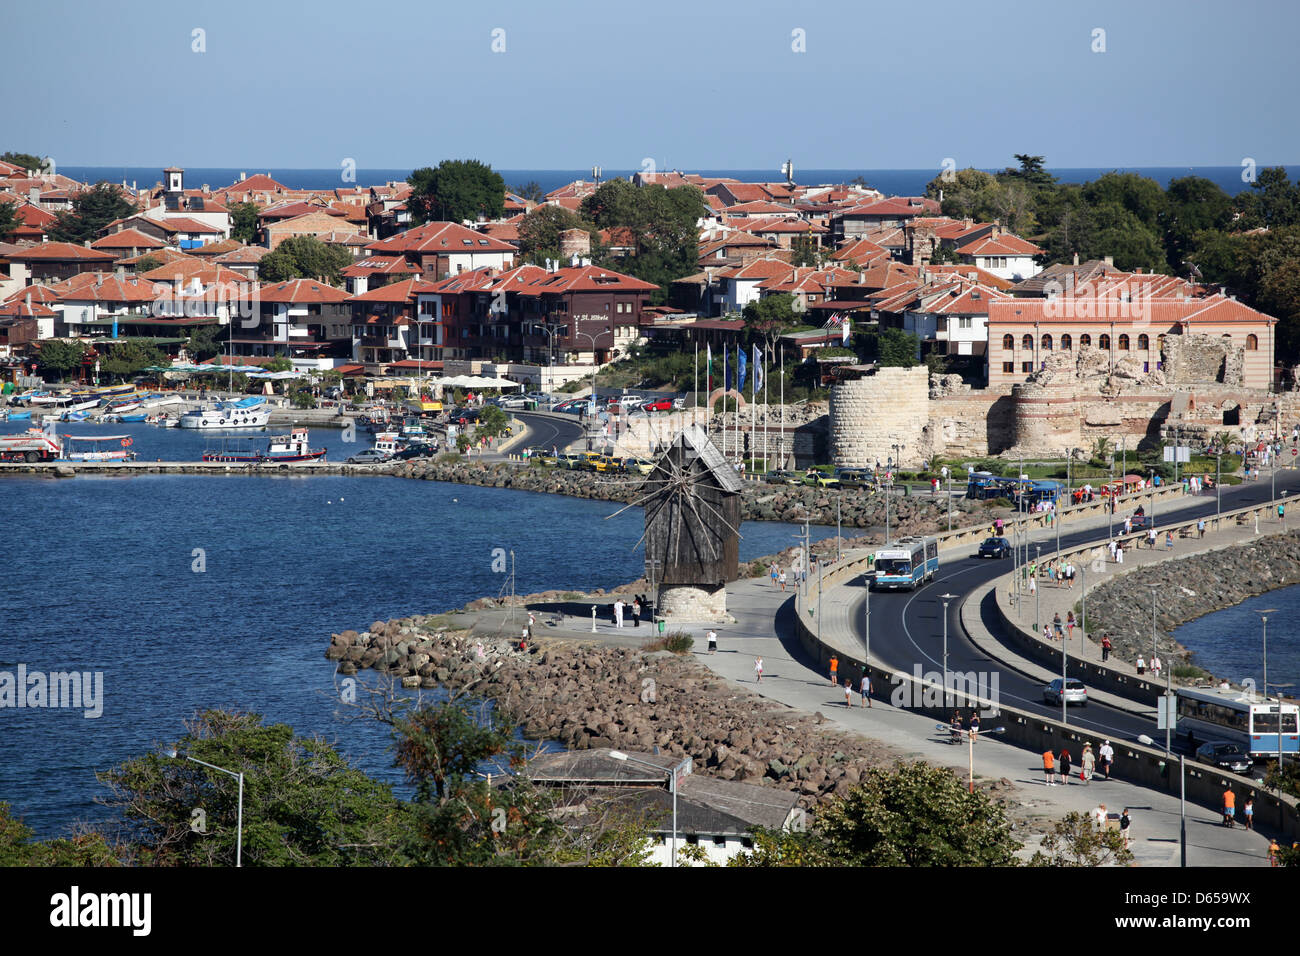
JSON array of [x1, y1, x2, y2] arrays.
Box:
[[829, 366, 930, 469], [658, 583, 728, 622], [1163, 334, 1243, 386]]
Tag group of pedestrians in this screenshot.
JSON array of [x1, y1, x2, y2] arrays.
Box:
[[610, 595, 649, 628], [769, 563, 788, 591], [827, 655, 873, 707], [1043, 740, 1114, 786]]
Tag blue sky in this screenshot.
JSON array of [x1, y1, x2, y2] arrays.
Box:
[[10, 0, 1299, 170]]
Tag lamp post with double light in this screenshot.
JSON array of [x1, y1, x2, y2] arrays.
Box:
[[167, 750, 244, 867], [609, 750, 692, 867]]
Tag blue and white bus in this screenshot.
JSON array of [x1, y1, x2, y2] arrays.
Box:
[[871, 536, 939, 591], [1176, 686, 1300, 760]]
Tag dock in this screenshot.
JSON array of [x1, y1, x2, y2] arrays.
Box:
[[0, 460, 395, 477]]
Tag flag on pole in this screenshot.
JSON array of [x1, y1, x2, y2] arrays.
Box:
[[737, 345, 747, 392], [723, 345, 729, 391], [753, 345, 763, 391], [842, 314, 851, 346], [706, 343, 713, 391]]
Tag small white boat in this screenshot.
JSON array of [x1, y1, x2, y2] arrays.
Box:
[[179, 396, 269, 429], [62, 434, 138, 462]]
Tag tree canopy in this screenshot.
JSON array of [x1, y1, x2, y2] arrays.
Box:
[[0, 150, 43, 173], [258, 235, 351, 284], [99, 340, 170, 381], [35, 340, 88, 380], [407, 159, 506, 225], [47, 182, 137, 244], [0, 199, 17, 242], [229, 202, 260, 244], [743, 292, 800, 356], [518, 205, 600, 265]]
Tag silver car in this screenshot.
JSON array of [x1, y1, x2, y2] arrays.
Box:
[[1044, 678, 1088, 707]]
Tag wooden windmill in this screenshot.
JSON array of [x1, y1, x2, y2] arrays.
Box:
[[637, 425, 743, 620]]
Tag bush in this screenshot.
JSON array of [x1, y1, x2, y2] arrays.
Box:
[[642, 631, 694, 655]]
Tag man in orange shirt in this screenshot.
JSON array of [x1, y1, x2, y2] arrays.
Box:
[[1222, 787, 1236, 828], [1043, 749, 1056, 786], [829, 655, 839, 686]]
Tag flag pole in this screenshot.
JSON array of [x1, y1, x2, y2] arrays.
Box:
[[751, 344, 756, 475], [693, 338, 698, 429], [780, 340, 785, 469], [763, 345, 768, 472]]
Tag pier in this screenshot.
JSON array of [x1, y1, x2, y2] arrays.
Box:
[[0, 460, 395, 477]]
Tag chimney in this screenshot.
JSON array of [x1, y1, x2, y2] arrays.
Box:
[[1072, 252, 1079, 267], [83, 240, 90, 248], [1104, 255, 1114, 267], [28, 187, 39, 204], [240, 172, 247, 181], [115, 266, 124, 279]]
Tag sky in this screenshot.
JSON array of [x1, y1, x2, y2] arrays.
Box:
[[9, 0, 1299, 171]]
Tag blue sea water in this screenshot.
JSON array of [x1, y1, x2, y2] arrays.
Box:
[[1171, 587, 1300, 692], [61, 165, 1300, 199], [0, 467, 834, 838]]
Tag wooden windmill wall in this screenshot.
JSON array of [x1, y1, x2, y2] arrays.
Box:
[[642, 426, 742, 620]]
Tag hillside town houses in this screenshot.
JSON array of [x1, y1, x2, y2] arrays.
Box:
[[0, 160, 1280, 403]]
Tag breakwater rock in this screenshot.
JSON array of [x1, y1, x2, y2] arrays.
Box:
[[397, 459, 1000, 533], [1084, 531, 1300, 669], [327, 615, 900, 807]]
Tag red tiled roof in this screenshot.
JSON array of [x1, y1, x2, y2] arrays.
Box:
[[367, 221, 517, 255], [340, 256, 420, 278], [956, 235, 1043, 256], [90, 228, 167, 250], [9, 241, 116, 262], [346, 276, 438, 303], [257, 278, 350, 304], [49, 273, 159, 303]]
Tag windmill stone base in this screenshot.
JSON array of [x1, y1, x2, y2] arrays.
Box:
[[657, 583, 731, 622]]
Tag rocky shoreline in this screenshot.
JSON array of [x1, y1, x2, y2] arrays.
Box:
[[394, 458, 1003, 535], [1084, 530, 1300, 673]]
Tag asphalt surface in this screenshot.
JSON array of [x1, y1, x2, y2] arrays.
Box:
[[848, 467, 1300, 753], [513, 410, 585, 454]]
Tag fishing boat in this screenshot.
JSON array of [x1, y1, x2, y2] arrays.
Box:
[[61, 434, 138, 462], [137, 394, 184, 410], [200, 428, 324, 463], [179, 396, 269, 429], [60, 410, 92, 422], [3, 410, 31, 421], [116, 413, 148, 423], [400, 417, 427, 441], [372, 431, 404, 457]]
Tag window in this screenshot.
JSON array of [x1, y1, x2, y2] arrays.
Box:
[[1080, 334, 1091, 347], [1099, 334, 1111, 350], [1061, 333, 1072, 351], [1041, 334, 1053, 350], [1118, 334, 1129, 350], [1002, 333, 1014, 350], [1002, 361, 1014, 373], [1021, 361, 1033, 373], [1247, 334, 1259, 350], [1157, 334, 1165, 352], [1138, 333, 1149, 350], [1022, 334, 1033, 350], [958, 316, 972, 329]]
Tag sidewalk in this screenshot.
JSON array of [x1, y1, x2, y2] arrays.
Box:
[[672, 574, 1271, 866]]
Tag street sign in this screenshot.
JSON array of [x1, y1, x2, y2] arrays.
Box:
[[1162, 446, 1191, 463], [1156, 693, 1178, 731], [1292, 447, 1297, 457]]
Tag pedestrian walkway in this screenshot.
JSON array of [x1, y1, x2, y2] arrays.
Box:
[[673, 574, 1271, 866]]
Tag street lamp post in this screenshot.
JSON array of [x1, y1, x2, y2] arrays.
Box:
[[966, 725, 1006, 794], [574, 326, 610, 451], [1150, 585, 1159, 673], [1034, 544, 1041, 635], [609, 750, 692, 867], [946, 469, 953, 533], [1260, 610, 1276, 708], [168, 750, 244, 867], [940, 592, 957, 694]]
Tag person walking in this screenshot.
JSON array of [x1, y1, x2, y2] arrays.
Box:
[[754, 656, 763, 682], [1136, 655, 1146, 675], [1119, 808, 1132, 850], [1197, 517, 1206, 538], [1148, 527, 1157, 550], [1082, 743, 1095, 784], [860, 672, 872, 708], [1100, 740, 1115, 779], [1101, 634, 1113, 662], [770, 563, 779, 587], [1109, 538, 1117, 562], [1067, 562, 1076, 590], [969, 711, 981, 739], [829, 654, 839, 686], [1028, 572, 1037, 597], [1116, 542, 1124, 564], [706, 629, 717, 654], [1151, 655, 1162, 679], [1244, 797, 1254, 831], [1066, 611, 1076, 642], [1270, 839, 1280, 866], [613, 599, 624, 628], [1165, 530, 1174, 550], [778, 569, 787, 591], [1053, 613, 1064, 640], [1093, 803, 1108, 830], [1059, 747, 1073, 785], [631, 598, 642, 628], [1043, 748, 1056, 786], [844, 677, 854, 707], [1222, 787, 1236, 827]]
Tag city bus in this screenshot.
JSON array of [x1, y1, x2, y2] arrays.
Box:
[[871, 536, 939, 591], [1175, 686, 1300, 760]]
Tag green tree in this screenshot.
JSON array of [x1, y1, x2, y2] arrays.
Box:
[[0, 199, 18, 241], [581, 180, 708, 302], [1162, 176, 1233, 271], [0, 802, 122, 866], [132, 254, 162, 274], [97, 710, 412, 866], [99, 340, 168, 381], [229, 201, 261, 244], [743, 292, 800, 357], [36, 340, 88, 381], [733, 762, 1020, 866], [1082, 172, 1168, 237], [257, 236, 350, 284], [0, 150, 44, 173], [790, 234, 824, 267], [875, 328, 920, 367], [185, 324, 223, 362], [47, 182, 137, 244], [407, 159, 506, 225], [1028, 811, 1134, 867], [1000, 154, 1058, 189], [518, 205, 600, 265], [475, 403, 510, 439], [1238, 167, 1300, 230], [1086, 203, 1169, 272]]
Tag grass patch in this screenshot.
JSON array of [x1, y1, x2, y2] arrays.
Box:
[[1173, 663, 1213, 681], [642, 630, 694, 654]]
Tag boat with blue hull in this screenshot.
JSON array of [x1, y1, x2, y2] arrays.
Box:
[[180, 396, 270, 429]]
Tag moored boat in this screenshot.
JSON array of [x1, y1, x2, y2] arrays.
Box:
[[179, 396, 269, 429], [61, 434, 138, 462]]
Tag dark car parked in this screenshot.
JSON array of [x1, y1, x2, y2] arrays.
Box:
[[978, 536, 1011, 558]]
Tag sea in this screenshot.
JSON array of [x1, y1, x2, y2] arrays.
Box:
[[0, 433, 837, 838], [60, 166, 1300, 199], [1171, 588, 1300, 692]]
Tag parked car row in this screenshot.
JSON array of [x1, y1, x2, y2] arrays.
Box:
[[534, 451, 654, 475]]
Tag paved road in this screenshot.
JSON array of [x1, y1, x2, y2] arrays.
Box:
[[514, 411, 585, 454], [847, 469, 1300, 758]]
